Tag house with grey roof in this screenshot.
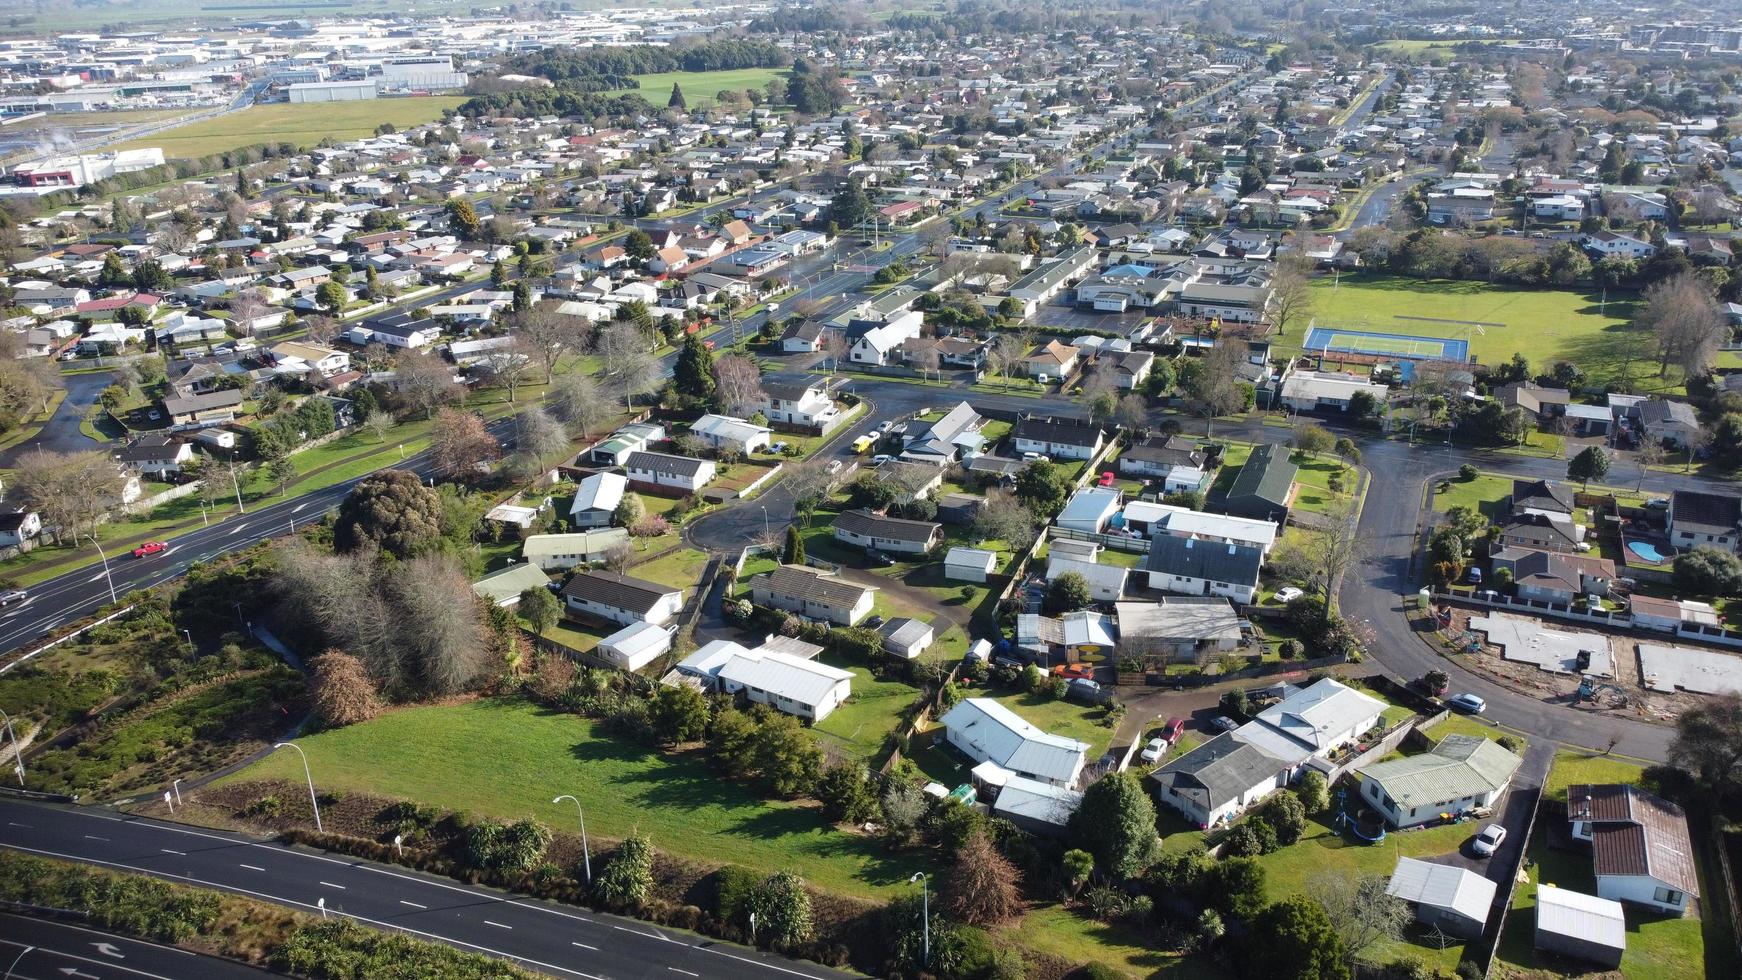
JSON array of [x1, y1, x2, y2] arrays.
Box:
[[1668, 489, 1742, 554], [561, 569, 684, 627], [939, 697, 1089, 788], [751, 564, 875, 626], [900, 401, 984, 464], [625, 450, 716, 493], [1114, 598, 1241, 661], [1637, 398, 1700, 448], [470, 562, 552, 607], [1150, 731, 1293, 827], [1220, 443, 1295, 522], [1355, 735, 1521, 828], [1142, 534, 1263, 603], [833, 509, 942, 555]]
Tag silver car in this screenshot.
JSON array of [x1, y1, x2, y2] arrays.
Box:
[[1471, 823, 1507, 857]]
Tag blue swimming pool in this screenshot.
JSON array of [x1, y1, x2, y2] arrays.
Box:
[[1628, 540, 1667, 563]]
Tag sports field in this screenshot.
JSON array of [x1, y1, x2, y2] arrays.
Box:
[[605, 68, 791, 105], [1303, 326, 1466, 360], [1291, 275, 1671, 388], [112, 96, 467, 158]]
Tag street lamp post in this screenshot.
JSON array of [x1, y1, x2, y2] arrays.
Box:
[[90, 537, 118, 606], [552, 795, 591, 882], [909, 872, 929, 965], [273, 742, 322, 833], [0, 708, 24, 787]]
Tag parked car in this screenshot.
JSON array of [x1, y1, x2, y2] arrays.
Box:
[[824, 459, 843, 475], [865, 551, 895, 567], [1050, 663, 1094, 680], [1161, 717, 1186, 744], [1140, 737, 1168, 764], [1211, 715, 1240, 732], [1021, 451, 1046, 462], [0, 589, 26, 606], [132, 541, 169, 558], [1273, 586, 1304, 604], [871, 454, 894, 464], [863, 615, 885, 629], [767, 441, 789, 454], [1066, 677, 1102, 702], [1471, 823, 1507, 857], [1446, 693, 1487, 715], [1096, 471, 1115, 487]]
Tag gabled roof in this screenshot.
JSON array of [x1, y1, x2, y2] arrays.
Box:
[[471, 562, 552, 605], [1253, 678, 1387, 752], [940, 697, 1088, 785], [1150, 730, 1289, 807], [1671, 489, 1742, 529], [1114, 597, 1240, 643], [835, 508, 940, 544], [1355, 735, 1521, 810], [1225, 443, 1296, 508], [1567, 783, 1699, 897], [624, 450, 711, 478], [561, 569, 679, 614], [571, 471, 626, 515], [1143, 534, 1263, 586], [714, 647, 853, 708], [1510, 478, 1573, 515], [755, 563, 874, 609], [1012, 414, 1102, 448], [1386, 856, 1496, 923]]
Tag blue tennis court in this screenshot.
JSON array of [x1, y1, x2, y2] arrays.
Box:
[[1302, 327, 1469, 362]]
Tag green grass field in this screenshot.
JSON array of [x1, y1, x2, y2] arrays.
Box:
[[605, 69, 791, 105], [1289, 275, 1667, 390], [810, 656, 924, 760], [113, 97, 467, 158], [225, 697, 924, 899]]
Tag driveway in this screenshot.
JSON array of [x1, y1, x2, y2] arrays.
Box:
[[0, 370, 116, 466]]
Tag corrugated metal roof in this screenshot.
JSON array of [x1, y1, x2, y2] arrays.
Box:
[[940, 698, 1088, 786], [1536, 884, 1627, 950], [1355, 735, 1521, 810], [1386, 857, 1496, 924]]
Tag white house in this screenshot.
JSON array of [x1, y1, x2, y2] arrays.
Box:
[[1566, 783, 1700, 914], [569, 471, 626, 528], [677, 639, 854, 722], [1583, 230, 1655, 259], [1045, 555, 1128, 602], [521, 529, 631, 570], [848, 311, 924, 366], [1355, 735, 1521, 828], [760, 379, 840, 431], [1278, 370, 1389, 413], [690, 414, 772, 454], [833, 509, 942, 555], [939, 697, 1089, 788], [751, 564, 876, 626], [560, 569, 684, 627], [624, 451, 716, 492], [1121, 501, 1278, 556], [1143, 535, 1263, 603], [1011, 415, 1104, 460], [1055, 487, 1122, 533], [0, 510, 42, 548], [596, 621, 674, 671]]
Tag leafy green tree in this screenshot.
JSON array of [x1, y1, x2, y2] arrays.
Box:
[[612, 491, 646, 529], [1066, 771, 1159, 879], [1013, 459, 1070, 514], [828, 179, 872, 229], [668, 82, 686, 109], [99, 252, 129, 287], [747, 871, 812, 949], [1201, 856, 1268, 921], [816, 762, 878, 824], [754, 712, 824, 797], [131, 260, 171, 292], [1045, 571, 1093, 613], [295, 396, 335, 439], [445, 198, 481, 240], [1675, 546, 1742, 596], [333, 469, 444, 558], [316, 280, 346, 313], [1567, 444, 1610, 488], [1062, 848, 1095, 895], [623, 228, 655, 260], [707, 706, 760, 777], [650, 684, 709, 744], [1253, 790, 1308, 846], [674, 333, 717, 403], [1295, 771, 1330, 815], [1244, 897, 1350, 980], [518, 585, 559, 636], [491, 259, 508, 288], [782, 524, 805, 564], [593, 832, 654, 908]]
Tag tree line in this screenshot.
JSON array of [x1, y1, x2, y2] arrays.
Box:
[[503, 40, 788, 81]]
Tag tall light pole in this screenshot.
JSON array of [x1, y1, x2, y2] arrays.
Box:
[[90, 537, 118, 606], [909, 872, 928, 966], [273, 742, 321, 833], [0, 708, 23, 787], [552, 794, 591, 882]]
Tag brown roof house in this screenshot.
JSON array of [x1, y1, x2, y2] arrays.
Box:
[[1567, 783, 1700, 914]]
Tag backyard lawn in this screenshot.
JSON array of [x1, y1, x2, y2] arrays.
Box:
[[809, 656, 924, 760], [114, 96, 468, 158], [980, 688, 1116, 758], [1432, 472, 1514, 519], [629, 546, 712, 598], [224, 698, 924, 899], [1292, 275, 1669, 391]]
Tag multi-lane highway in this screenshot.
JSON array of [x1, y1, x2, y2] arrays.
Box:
[[0, 913, 281, 980], [0, 799, 852, 980]]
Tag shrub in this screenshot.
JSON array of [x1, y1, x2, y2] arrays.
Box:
[[1295, 772, 1330, 815], [1082, 885, 1130, 921], [593, 833, 654, 909], [1458, 464, 1478, 481], [713, 865, 761, 926], [1220, 823, 1267, 857], [1498, 734, 1524, 755], [1253, 791, 1307, 846], [746, 870, 812, 949]]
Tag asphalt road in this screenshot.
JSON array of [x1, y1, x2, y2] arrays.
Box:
[[0, 912, 282, 980], [0, 372, 115, 466], [0, 800, 853, 980]]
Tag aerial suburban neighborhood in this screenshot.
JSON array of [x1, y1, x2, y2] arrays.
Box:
[[2, 1, 1742, 979]]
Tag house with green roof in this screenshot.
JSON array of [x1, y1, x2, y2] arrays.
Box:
[[1354, 734, 1521, 828], [1221, 443, 1297, 523], [471, 562, 553, 608]]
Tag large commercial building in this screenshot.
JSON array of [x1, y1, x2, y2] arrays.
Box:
[[9, 148, 164, 188], [287, 79, 377, 103]]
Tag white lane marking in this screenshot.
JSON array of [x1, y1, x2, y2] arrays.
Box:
[[572, 942, 598, 951], [158, 849, 185, 856], [239, 864, 265, 871], [6, 822, 28, 829], [400, 900, 427, 909], [0, 843, 610, 980], [668, 969, 699, 977], [8, 945, 177, 980], [81, 835, 108, 842], [318, 881, 346, 890], [483, 920, 512, 930]]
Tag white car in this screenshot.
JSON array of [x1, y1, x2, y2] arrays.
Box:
[[1273, 587, 1304, 604], [871, 454, 894, 465], [1139, 737, 1168, 765], [1471, 823, 1507, 857]]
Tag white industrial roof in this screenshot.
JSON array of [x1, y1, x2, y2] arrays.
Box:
[[1386, 856, 1496, 925], [940, 697, 1089, 785], [1536, 884, 1627, 951], [571, 471, 626, 516]]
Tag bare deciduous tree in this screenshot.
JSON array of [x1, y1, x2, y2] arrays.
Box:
[[515, 406, 571, 463], [362, 409, 395, 443], [821, 329, 848, 375], [395, 348, 463, 419], [386, 553, 490, 695], [478, 339, 533, 402], [1307, 871, 1413, 965], [1269, 253, 1315, 340], [712, 353, 766, 417], [431, 407, 499, 481], [510, 302, 587, 384], [910, 343, 941, 382], [1639, 271, 1725, 380], [548, 372, 613, 437], [595, 322, 661, 408], [973, 488, 1038, 551]]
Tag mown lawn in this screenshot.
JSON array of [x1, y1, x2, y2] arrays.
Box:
[[1294, 275, 1669, 391], [604, 68, 791, 105], [114, 96, 468, 158], [224, 698, 925, 899], [810, 656, 924, 760], [1290, 452, 1355, 515], [1432, 472, 1514, 520], [981, 688, 1116, 758], [629, 546, 711, 598]]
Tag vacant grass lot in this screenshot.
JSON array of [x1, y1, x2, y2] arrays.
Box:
[[114, 96, 467, 158], [1290, 275, 1664, 390], [605, 69, 790, 105], [810, 656, 924, 760], [226, 698, 924, 899]]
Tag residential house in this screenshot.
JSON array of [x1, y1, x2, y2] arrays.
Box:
[[990, 775, 1083, 837], [1055, 487, 1122, 533], [270, 340, 351, 377], [1121, 501, 1278, 556], [1118, 435, 1206, 492], [848, 311, 925, 366], [1012, 415, 1104, 461], [0, 511, 42, 548], [1567, 783, 1700, 914], [346, 318, 440, 348], [833, 509, 942, 555], [1386, 857, 1497, 940], [1113, 597, 1241, 662], [569, 471, 626, 529], [1638, 399, 1700, 448], [1491, 548, 1615, 604], [750, 563, 876, 626], [1016, 610, 1117, 661], [597, 620, 674, 672], [1583, 230, 1655, 259], [780, 319, 825, 353], [1176, 281, 1272, 323], [760, 379, 840, 432], [1045, 555, 1128, 602], [161, 389, 244, 428], [939, 697, 1089, 788], [1355, 735, 1521, 828], [1143, 535, 1263, 603], [521, 529, 631, 570], [1508, 479, 1575, 518], [470, 562, 553, 608], [587, 422, 665, 466], [1668, 489, 1742, 553], [690, 414, 772, 454], [1220, 443, 1296, 522], [1006, 246, 1096, 305], [678, 639, 854, 722], [1022, 339, 1079, 380], [945, 547, 998, 584], [900, 401, 984, 464], [1494, 383, 1571, 421], [1278, 370, 1388, 413], [624, 451, 716, 493], [561, 569, 684, 627], [1495, 512, 1585, 554], [114, 434, 193, 476]]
